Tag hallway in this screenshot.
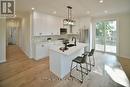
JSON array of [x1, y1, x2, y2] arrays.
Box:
[[0, 45, 59, 87], [0, 45, 129, 87]]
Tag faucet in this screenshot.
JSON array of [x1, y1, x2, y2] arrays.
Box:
[[72, 37, 76, 46], [63, 39, 69, 49]]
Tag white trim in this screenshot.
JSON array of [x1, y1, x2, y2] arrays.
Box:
[[96, 50, 116, 55], [115, 18, 120, 57], [20, 47, 32, 59], [120, 56, 130, 59], [0, 19, 6, 64], [29, 11, 33, 59], [0, 59, 6, 63]]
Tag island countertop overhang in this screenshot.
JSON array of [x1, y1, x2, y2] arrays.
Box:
[[49, 43, 88, 56]]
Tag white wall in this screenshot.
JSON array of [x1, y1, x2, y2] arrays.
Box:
[[92, 12, 130, 59], [118, 13, 130, 58], [0, 19, 6, 63], [77, 16, 92, 29], [17, 12, 32, 58]]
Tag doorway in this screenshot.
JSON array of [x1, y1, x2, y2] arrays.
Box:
[[6, 18, 20, 46], [7, 26, 17, 45], [95, 20, 117, 54]]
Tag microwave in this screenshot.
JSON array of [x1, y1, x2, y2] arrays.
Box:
[[60, 28, 67, 35]]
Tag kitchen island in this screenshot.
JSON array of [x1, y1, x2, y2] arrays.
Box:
[[49, 43, 87, 79]]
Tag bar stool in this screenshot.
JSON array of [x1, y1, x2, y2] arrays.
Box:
[[70, 52, 88, 83]]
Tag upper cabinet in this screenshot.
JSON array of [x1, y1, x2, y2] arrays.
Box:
[[32, 11, 62, 36], [46, 15, 62, 35], [33, 12, 47, 36], [72, 27, 79, 34]]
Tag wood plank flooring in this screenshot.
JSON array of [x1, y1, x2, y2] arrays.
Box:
[[119, 57, 130, 80], [0, 45, 129, 87], [0, 45, 60, 87]]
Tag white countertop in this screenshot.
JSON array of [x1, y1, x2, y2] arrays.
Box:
[[33, 40, 63, 45], [49, 42, 88, 55]]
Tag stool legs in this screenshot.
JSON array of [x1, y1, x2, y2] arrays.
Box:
[[70, 61, 73, 77], [80, 64, 83, 83], [92, 55, 95, 66], [86, 62, 88, 74], [88, 55, 95, 71], [89, 56, 91, 71], [70, 62, 89, 83]]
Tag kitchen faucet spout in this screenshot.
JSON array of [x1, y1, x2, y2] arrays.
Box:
[[72, 37, 76, 46]]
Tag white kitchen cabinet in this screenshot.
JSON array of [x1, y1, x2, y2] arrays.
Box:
[[72, 25, 79, 34], [32, 11, 62, 36], [34, 43, 49, 60], [33, 12, 47, 36]]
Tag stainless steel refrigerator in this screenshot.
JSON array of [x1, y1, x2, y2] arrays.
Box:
[[79, 29, 90, 51]]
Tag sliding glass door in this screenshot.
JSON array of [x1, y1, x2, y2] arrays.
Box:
[[95, 20, 117, 54]]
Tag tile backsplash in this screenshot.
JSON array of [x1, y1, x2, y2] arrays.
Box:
[[33, 34, 79, 43]]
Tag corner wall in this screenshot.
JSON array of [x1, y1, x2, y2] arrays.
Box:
[[17, 12, 32, 58], [0, 19, 6, 63]]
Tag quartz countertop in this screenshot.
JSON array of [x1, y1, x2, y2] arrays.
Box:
[[33, 40, 63, 45], [49, 42, 88, 55]]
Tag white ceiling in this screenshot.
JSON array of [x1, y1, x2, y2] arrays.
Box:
[[16, 0, 130, 17]]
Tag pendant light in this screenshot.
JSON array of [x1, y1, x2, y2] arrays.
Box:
[[63, 6, 75, 26]]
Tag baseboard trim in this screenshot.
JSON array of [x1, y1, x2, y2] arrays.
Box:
[[119, 56, 130, 59], [20, 47, 33, 59], [0, 59, 6, 63]]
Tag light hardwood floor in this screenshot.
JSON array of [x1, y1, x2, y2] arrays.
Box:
[[0, 45, 129, 87], [119, 57, 130, 80], [0, 45, 60, 87]]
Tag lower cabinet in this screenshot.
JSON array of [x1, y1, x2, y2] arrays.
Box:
[[34, 43, 49, 60]]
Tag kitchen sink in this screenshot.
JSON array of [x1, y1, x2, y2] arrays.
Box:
[[67, 44, 75, 47], [59, 47, 68, 52]]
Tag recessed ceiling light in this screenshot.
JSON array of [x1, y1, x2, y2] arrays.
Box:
[[32, 8, 35, 10], [86, 11, 90, 15], [99, 0, 103, 3], [104, 10, 108, 14], [86, 11, 90, 14], [53, 11, 57, 14]]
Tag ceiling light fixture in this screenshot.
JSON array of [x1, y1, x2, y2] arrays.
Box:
[[32, 8, 35, 10], [86, 11, 90, 14], [99, 0, 103, 3], [63, 6, 75, 26], [53, 11, 57, 14], [104, 10, 108, 14]]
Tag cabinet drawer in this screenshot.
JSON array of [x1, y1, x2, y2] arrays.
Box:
[[34, 44, 49, 60]]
